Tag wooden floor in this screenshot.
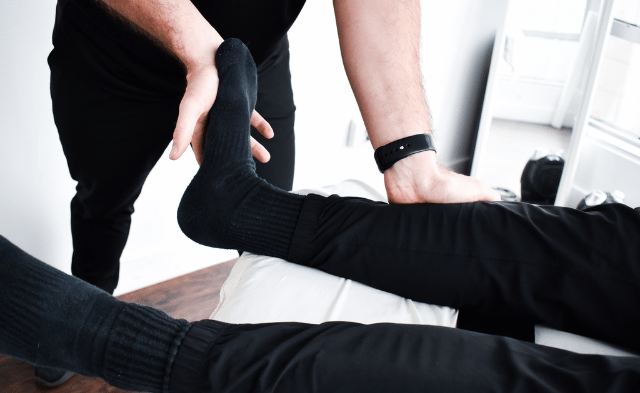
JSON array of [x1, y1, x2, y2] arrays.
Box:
[[0, 259, 236, 393]]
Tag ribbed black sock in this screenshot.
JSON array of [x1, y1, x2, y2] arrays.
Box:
[[178, 39, 304, 260], [0, 235, 191, 393]]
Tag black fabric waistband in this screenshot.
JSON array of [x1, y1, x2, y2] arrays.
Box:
[[169, 319, 229, 393]]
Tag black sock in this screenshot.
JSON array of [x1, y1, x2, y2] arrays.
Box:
[[0, 235, 192, 392], [178, 39, 304, 260]]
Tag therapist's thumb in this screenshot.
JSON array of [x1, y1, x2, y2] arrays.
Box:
[[170, 65, 219, 160], [170, 92, 209, 160]]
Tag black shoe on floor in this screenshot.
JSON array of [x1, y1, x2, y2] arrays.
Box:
[[34, 365, 75, 388]]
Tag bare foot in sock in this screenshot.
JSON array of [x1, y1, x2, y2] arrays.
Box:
[[178, 39, 304, 259]]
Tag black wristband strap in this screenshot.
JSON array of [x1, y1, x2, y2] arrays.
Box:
[[374, 133, 436, 173]]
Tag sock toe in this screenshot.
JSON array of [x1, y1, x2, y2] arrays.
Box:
[[216, 38, 255, 67], [215, 38, 257, 95]]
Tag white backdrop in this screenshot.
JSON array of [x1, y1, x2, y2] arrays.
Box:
[[0, 0, 506, 295]]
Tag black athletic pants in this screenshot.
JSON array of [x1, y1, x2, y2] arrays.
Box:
[[176, 319, 640, 393], [2, 233, 640, 393], [287, 195, 640, 352], [48, 1, 296, 294]]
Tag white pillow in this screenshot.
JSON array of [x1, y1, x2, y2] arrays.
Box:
[[211, 179, 459, 327], [211, 252, 459, 326], [535, 326, 638, 357]]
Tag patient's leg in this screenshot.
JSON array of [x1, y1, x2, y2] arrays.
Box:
[[1, 234, 639, 393], [192, 319, 640, 393], [0, 235, 192, 392], [178, 39, 640, 351], [291, 195, 640, 351]]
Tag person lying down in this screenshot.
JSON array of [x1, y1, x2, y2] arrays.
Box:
[[1, 39, 639, 393]]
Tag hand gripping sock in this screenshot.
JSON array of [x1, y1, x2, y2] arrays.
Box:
[[177, 38, 304, 259]]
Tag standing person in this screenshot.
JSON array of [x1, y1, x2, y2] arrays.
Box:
[[44, 0, 499, 386]]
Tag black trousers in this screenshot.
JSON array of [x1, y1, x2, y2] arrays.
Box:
[[48, 1, 296, 294], [177, 319, 640, 393], [2, 234, 639, 393], [285, 195, 640, 352]]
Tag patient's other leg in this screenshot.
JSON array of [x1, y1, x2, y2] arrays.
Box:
[[196, 318, 640, 393], [290, 195, 640, 351], [177, 39, 640, 351], [1, 235, 639, 393]]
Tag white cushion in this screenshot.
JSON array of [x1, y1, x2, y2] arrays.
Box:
[[211, 179, 459, 327], [535, 326, 638, 357]]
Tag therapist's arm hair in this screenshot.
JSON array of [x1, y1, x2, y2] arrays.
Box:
[[96, 0, 223, 71], [333, 0, 429, 149], [333, 0, 500, 204]]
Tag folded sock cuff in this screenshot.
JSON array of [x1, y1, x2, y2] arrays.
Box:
[[102, 304, 192, 393], [169, 319, 229, 393], [226, 184, 305, 260]]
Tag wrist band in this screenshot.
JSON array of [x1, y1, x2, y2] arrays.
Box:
[[374, 133, 436, 173]]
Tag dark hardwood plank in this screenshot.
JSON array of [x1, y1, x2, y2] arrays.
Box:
[[0, 259, 236, 393], [118, 258, 236, 321]]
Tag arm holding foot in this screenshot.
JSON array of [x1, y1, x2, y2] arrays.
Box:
[[333, 0, 500, 204], [96, 0, 273, 164]]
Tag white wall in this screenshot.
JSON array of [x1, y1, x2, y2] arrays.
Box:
[[0, 0, 236, 295], [420, 0, 508, 170], [0, 0, 506, 294], [289, 0, 508, 193], [0, 1, 74, 269]]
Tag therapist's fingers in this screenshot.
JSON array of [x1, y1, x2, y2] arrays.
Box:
[[251, 110, 274, 139], [171, 93, 202, 160], [251, 136, 271, 163], [171, 87, 215, 161], [171, 66, 272, 164]]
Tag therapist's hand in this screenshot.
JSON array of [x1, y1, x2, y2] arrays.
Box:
[[169, 63, 274, 165], [92, 1, 271, 165], [384, 151, 501, 204]]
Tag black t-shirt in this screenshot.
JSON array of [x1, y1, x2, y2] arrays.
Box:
[[52, 0, 306, 98]]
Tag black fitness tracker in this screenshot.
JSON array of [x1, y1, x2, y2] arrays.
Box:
[[374, 133, 436, 173]]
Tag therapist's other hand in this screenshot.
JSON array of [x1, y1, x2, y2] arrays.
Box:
[[384, 151, 501, 204], [169, 63, 274, 165]]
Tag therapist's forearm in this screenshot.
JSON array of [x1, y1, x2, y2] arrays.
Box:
[[333, 0, 431, 149], [96, 0, 223, 71], [333, 0, 500, 204]]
